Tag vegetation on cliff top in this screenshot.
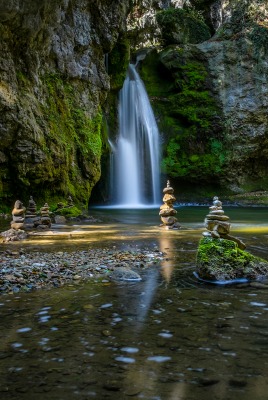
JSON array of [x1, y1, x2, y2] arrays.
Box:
[[156, 7, 211, 46]]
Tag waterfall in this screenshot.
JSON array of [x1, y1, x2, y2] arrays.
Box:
[[111, 64, 161, 208]]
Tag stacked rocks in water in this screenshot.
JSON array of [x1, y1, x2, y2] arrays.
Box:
[[34, 203, 51, 230], [203, 196, 230, 238], [203, 196, 245, 249], [159, 180, 180, 229], [10, 200, 26, 230], [25, 196, 39, 228], [26, 196, 37, 218]]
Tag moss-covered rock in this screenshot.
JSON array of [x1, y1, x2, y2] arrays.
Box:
[[196, 237, 268, 281], [156, 7, 211, 46], [108, 35, 130, 91]]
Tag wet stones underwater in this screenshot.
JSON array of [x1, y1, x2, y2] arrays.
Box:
[[1, 194, 268, 293]]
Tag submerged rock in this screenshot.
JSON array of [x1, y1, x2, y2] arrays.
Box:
[[196, 237, 268, 282], [109, 267, 141, 282]]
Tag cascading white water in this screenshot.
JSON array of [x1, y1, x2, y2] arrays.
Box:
[[111, 64, 161, 207]]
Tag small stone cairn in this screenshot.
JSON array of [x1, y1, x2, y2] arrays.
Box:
[[34, 203, 51, 230], [203, 196, 246, 249], [10, 200, 26, 230], [159, 180, 180, 229], [24, 196, 39, 228], [67, 196, 74, 207], [26, 196, 37, 218]]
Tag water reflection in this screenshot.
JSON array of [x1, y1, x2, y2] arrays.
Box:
[[1, 207, 268, 399]]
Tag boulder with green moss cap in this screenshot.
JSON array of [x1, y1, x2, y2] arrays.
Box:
[[196, 237, 268, 282]]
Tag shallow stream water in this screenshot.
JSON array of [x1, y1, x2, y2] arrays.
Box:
[[1, 206, 268, 399]]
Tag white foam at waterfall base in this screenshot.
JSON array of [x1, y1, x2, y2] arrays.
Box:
[[110, 64, 161, 207]]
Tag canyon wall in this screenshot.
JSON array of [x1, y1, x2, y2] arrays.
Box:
[[0, 0, 130, 207], [129, 0, 268, 197]]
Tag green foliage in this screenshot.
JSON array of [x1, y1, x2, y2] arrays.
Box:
[[16, 71, 29, 87], [161, 137, 225, 180], [45, 74, 103, 159], [139, 49, 226, 183], [156, 7, 211, 45], [40, 73, 103, 204], [54, 206, 82, 218]]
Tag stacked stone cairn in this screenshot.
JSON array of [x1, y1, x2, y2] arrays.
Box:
[[24, 196, 39, 229], [203, 196, 246, 249], [67, 196, 74, 207], [56, 202, 65, 210], [10, 200, 26, 230], [159, 180, 180, 229], [26, 196, 37, 218], [34, 203, 52, 230]]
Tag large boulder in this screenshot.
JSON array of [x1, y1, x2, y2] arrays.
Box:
[[196, 237, 268, 282]]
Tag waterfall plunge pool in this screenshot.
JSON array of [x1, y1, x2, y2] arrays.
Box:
[[1, 206, 268, 399]]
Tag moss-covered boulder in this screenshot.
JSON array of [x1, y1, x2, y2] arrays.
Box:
[[196, 237, 268, 282]]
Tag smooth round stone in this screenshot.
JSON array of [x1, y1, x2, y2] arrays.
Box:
[[163, 186, 174, 194], [10, 222, 24, 230], [209, 210, 224, 215], [205, 220, 230, 234], [163, 193, 176, 203], [159, 208, 177, 217], [12, 215, 25, 222], [110, 267, 141, 281], [161, 216, 178, 226], [12, 208, 25, 216], [206, 214, 230, 221]]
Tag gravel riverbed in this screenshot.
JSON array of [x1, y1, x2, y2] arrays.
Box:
[[0, 246, 164, 294]]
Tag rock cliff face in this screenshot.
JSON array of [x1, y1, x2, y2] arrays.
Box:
[[0, 0, 130, 207], [129, 0, 268, 197]]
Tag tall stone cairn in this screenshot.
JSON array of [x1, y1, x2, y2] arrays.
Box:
[[34, 202, 52, 229], [40, 203, 51, 228], [203, 196, 246, 249], [10, 200, 26, 230], [159, 180, 180, 229]]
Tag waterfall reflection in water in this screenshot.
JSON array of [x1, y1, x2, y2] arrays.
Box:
[[0, 206, 268, 399]]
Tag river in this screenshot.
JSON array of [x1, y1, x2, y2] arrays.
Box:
[[1, 206, 268, 399]]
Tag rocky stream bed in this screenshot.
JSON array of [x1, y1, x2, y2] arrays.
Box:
[[0, 247, 164, 295]]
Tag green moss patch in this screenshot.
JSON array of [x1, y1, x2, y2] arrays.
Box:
[[40, 73, 103, 205], [196, 237, 268, 281], [54, 206, 82, 219]]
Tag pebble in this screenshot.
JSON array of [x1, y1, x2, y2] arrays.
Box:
[[0, 247, 163, 294]]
